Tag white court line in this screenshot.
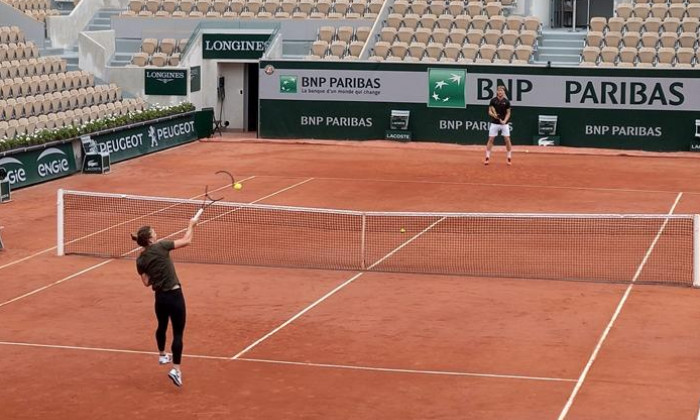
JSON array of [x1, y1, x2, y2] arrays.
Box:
[[237, 357, 577, 383], [557, 192, 684, 420], [230, 217, 446, 360], [0, 176, 257, 272], [0, 341, 575, 383], [0, 178, 314, 309]]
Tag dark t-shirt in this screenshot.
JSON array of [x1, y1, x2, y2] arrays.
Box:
[[136, 240, 180, 292], [489, 97, 511, 124]]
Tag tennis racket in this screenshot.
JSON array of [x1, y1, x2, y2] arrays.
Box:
[[193, 185, 223, 222]]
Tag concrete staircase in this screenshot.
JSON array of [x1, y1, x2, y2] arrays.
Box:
[[85, 8, 121, 31], [534, 29, 586, 66]]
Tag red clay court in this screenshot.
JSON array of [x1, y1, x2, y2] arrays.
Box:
[[1, 137, 700, 419]]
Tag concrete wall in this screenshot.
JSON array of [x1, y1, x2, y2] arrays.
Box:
[[46, 0, 128, 49], [0, 3, 46, 47], [78, 30, 115, 80]]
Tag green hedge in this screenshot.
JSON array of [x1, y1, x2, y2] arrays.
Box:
[[0, 102, 195, 153]]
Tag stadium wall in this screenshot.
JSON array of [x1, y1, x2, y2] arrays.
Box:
[[258, 61, 700, 152]]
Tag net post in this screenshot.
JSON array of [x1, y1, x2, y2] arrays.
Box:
[[57, 189, 64, 256], [694, 214, 700, 288], [360, 213, 366, 270]]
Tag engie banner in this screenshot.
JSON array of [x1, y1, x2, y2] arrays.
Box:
[[258, 61, 700, 151], [92, 114, 197, 162], [0, 142, 77, 189]]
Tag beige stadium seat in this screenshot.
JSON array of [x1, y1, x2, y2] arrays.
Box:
[[479, 44, 497, 61], [606, 16, 625, 32], [355, 26, 370, 42], [379, 27, 397, 42], [432, 28, 449, 44], [429, 0, 444, 15], [659, 32, 678, 48], [408, 41, 426, 59], [519, 30, 537, 47], [128, 0, 144, 12], [523, 16, 540, 31], [688, 4, 700, 18], [656, 47, 675, 66], [506, 15, 523, 31], [413, 28, 431, 44], [367, 0, 382, 14], [461, 43, 478, 61], [618, 46, 637, 65], [336, 26, 353, 42], [589, 17, 606, 32], [624, 16, 644, 33], [678, 32, 697, 48], [436, 14, 453, 29], [311, 40, 328, 56], [396, 27, 414, 43], [640, 32, 659, 47], [633, 3, 651, 19], [425, 42, 442, 59], [347, 40, 363, 57], [489, 14, 506, 31], [350, 0, 367, 14], [408, 0, 427, 15], [599, 46, 618, 64], [441, 42, 459, 59], [403, 13, 420, 29], [466, 1, 482, 16], [146, 0, 161, 12], [447, 0, 463, 16], [466, 29, 484, 45], [449, 28, 467, 45], [330, 40, 347, 57], [650, 3, 668, 19], [482, 29, 500, 45], [604, 31, 621, 48], [373, 41, 390, 58], [662, 17, 681, 33], [159, 38, 177, 55], [668, 3, 686, 19], [514, 44, 533, 62], [169, 53, 180, 66], [141, 38, 158, 54], [470, 15, 489, 30], [318, 26, 334, 42], [389, 41, 408, 59], [391, 0, 408, 14], [386, 13, 402, 28], [622, 32, 640, 48], [581, 46, 599, 64], [262, 0, 279, 12], [643, 17, 662, 33], [420, 13, 437, 29], [295, 0, 312, 13], [484, 1, 502, 17], [676, 48, 694, 65], [150, 52, 167, 67], [161, 0, 177, 12], [453, 15, 471, 30], [496, 44, 514, 61]]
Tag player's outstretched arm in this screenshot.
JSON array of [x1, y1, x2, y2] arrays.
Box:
[[173, 218, 198, 249]]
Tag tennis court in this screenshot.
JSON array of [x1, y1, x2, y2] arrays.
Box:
[[1, 138, 700, 419]]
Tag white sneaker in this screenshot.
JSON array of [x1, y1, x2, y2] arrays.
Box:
[[158, 354, 171, 365], [168, 368, 182, 387]]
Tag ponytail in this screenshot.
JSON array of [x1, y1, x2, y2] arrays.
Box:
[[131, 226, 152, 247]]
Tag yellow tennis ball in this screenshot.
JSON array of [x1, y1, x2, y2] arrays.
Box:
[[233, 183, 242, 190], [400, 228, 406, 233]]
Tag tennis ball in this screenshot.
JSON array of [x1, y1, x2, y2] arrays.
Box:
[[400, 228, 406, 233], [233, 183, 242, 190]]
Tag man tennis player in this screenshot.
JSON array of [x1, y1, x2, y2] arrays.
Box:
[[131, 217, 198, 387], [484, 85, 512, 166]]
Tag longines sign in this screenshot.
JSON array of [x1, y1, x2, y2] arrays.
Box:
[[202, 33, 272, 59]]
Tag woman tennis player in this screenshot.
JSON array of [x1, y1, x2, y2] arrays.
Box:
[[131, 216, 198, 387]]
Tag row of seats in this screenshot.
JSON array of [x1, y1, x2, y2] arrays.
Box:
[[139, 37, 189, 55], [23, 9, 61, 21], [589, 16, 700, 34], [391, 0, 504, 17], [0, 57, 67, 80], [379, 27, 536, 47], [2, 0, 52, 10], [124, 0, 383, 16], [0, 71, 95, 99], [0, 26, 25, 44], [131, 51, 181, 66], [370, 41, 532, 61], [0, 85, 122, 120], [0, 99, 148, 139], [616, 1, 700, 19], [581, 44, 700, 67], [316, 25, 370, 42], [629, 0, 700, 3], [122, 8, 377, 17], [385, 13, 538, 31], [587, 30, 699, 48], [0, 42, 40, 61]]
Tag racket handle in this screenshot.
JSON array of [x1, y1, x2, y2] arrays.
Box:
[[193, 208, 204, 222]]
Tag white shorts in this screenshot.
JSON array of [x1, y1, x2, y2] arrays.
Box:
[[489, 123, 511, 137]]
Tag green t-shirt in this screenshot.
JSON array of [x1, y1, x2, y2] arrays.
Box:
[[136, 240, 180, 292]]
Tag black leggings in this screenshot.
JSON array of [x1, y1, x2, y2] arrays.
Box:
[[154, 288, 186, 365]]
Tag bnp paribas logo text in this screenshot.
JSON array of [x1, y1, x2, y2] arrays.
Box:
[[279, 75, 297, 93], [428, 68, 466, 108]]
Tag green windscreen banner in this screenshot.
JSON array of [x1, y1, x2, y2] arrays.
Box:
[[190, 66, 201, 93], [145, 69, 188, 96], [92, 114, 197, 162], [202, 33, 272, 59], [0, 142, 77, 189], [258, 61, 700, 152]]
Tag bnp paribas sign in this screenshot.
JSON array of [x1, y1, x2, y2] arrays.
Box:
[[202, 33, 272, 59], [145, 69, 188, 96]]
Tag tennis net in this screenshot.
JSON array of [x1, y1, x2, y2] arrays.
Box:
[[57, 189, 700, 287]]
